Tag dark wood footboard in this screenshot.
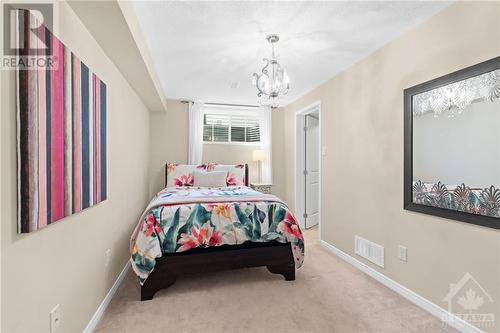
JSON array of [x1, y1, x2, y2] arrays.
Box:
[[141, 241, 295, 301]]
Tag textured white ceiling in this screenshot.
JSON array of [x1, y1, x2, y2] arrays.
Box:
[[132, 1, 451, 106]]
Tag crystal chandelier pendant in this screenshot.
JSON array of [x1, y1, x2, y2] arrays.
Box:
[[252, 34, 290, 107]]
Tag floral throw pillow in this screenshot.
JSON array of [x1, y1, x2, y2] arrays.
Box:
[[212, 164, 246, 186], [166, 163, 246, 187], [166, 163, 205, 187]]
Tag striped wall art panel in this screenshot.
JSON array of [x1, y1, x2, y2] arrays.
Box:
[[16, 10, 107, 233]]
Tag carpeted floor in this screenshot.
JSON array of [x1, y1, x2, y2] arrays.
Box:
[[96, 227, 455, 333]]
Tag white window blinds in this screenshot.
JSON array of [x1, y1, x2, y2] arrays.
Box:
[[203, 108, 261, 144]]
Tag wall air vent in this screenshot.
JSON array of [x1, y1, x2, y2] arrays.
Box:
[[354, 235, 385, 268]]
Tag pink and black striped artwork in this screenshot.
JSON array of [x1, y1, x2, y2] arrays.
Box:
[[16, 10, 107, 233]]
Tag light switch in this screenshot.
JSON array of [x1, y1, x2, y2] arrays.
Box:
[[398, 245, 408, 262]]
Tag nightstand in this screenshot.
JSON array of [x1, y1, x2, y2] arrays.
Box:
[[250, 183, 272, 194]]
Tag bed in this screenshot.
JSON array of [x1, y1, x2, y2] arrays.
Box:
[[130, 163, 304, 300]]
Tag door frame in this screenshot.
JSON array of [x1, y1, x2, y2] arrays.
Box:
[[294, 101, 322, 234]]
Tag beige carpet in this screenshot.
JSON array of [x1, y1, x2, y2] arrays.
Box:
[[96, 228, 455, 333]]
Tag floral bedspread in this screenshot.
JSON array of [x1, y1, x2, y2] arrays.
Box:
[[130, 186, 304, 284]]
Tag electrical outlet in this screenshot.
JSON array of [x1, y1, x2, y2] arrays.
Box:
[[105, 249, 111, 267], [398, 245, 408, 262], [50, 304, 61, 333]]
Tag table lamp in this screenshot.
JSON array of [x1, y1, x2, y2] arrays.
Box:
[[252, 149, 266, 184]]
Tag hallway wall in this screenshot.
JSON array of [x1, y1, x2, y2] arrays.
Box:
[[282, 2, 500, 331]]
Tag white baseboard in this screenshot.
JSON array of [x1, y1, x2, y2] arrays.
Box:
[[320, 240, 484, 333], [84, 261, 131, 333]]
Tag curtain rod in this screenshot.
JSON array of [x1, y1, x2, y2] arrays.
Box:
[[180, 100, 260, 108], [205, 102, 260, 108]]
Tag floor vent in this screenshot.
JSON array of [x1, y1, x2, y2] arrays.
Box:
[[354, 235, 385, 268]]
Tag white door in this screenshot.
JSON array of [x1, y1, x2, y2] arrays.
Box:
[[305, 114, 319, 228]]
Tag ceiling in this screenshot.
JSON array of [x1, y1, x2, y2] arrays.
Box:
[[68, 0, 167, 113], [132, 1, 451, 107]]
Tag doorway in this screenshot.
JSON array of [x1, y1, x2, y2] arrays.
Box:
[[295, 101, 321, 231]]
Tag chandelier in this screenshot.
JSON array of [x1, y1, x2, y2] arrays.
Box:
[[252, 34, 290, 107]]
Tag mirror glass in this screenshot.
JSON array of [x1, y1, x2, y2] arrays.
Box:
[[412, 69, 500, 218]]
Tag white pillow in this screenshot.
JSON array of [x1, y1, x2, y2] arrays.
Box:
[[193, 171, 228, 187]]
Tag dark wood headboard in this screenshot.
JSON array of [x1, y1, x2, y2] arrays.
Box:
[[244, 164, 249, 186], [165, 164, 249, 187]]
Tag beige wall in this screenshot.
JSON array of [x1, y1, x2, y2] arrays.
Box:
[[282, 2, 500, 331], [148, 100, 288, 200], [1, 2, 151, 332], [203, 144, 260, 183], [149, 100, 189, 194]]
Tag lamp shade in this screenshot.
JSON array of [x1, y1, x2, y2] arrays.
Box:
[[252, 149, 266, 161]]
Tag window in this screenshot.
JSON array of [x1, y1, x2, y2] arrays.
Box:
[[203, 109, 261, 144]]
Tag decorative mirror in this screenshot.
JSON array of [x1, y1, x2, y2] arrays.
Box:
[[404, 56, 500, 229]]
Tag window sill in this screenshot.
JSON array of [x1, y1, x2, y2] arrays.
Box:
[[203, 142, 261, 146]]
